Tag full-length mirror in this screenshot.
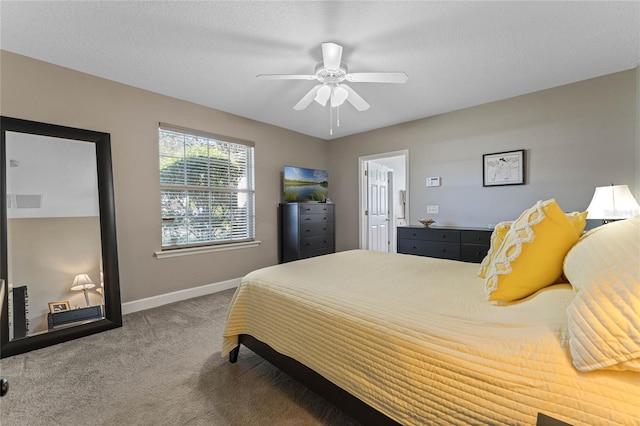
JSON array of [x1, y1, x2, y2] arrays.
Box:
[[1, 117, 121, 358]]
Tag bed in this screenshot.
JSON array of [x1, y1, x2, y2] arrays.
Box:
[[222, 203, 639, 425]]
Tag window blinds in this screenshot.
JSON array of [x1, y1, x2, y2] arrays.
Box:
[[159, 123, 255, 249]]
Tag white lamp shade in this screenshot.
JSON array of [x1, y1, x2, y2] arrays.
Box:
[[586, 185, 640, 220], [330, 85, 349, 107], [71, 273, 95, 291], [314, 85, 331, 106]]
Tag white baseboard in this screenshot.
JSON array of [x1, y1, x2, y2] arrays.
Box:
[[121, 277, 241, 315]]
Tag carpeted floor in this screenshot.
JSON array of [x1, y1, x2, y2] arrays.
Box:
[[0, 289, 360, 426]]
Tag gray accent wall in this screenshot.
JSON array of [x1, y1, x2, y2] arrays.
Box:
[[328, 70, 637, 252]]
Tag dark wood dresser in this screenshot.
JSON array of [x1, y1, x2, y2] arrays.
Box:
[[397, 226, 491, 263], [279, 202, 335, 263]]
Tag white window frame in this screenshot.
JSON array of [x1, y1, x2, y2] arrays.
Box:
[[156, 123, 258, 256]]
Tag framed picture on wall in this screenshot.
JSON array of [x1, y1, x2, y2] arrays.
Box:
[[48, 301, 71, 313], [483, 149, 525, 187]]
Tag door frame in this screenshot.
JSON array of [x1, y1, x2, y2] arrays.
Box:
[[358, 150, 409, 250]]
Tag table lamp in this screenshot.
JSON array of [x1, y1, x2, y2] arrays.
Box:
[[586, 184, 640, 224]]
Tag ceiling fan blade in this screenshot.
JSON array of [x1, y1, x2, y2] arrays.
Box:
[[256, 74, 316, 80], [293, 84, 322, 110], [345, 72, 408, 83], [342, 84, 370, 111], [322, 42, 343, 70]]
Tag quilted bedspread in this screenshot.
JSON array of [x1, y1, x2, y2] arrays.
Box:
[[222, 250, 639, 425]]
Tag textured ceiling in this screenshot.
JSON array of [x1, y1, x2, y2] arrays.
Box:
[[1, 1, 638, 140]]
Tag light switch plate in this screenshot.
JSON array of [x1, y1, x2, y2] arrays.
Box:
[[426, 177, 441, 187]]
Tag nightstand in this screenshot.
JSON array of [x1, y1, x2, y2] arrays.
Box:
[[48, 305, 103, 331]]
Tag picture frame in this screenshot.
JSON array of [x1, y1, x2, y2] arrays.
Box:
[[48, 301, 71, 313], [483, 149, 525, 187]]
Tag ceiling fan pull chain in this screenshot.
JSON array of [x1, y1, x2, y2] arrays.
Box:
[[330, 105, 333, 136], [337, 105, 340, 127]]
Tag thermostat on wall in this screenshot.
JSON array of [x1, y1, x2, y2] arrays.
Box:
[[426, 177, 441, 187]]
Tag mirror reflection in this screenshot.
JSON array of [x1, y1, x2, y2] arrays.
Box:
[[6, 132, 105, 340]]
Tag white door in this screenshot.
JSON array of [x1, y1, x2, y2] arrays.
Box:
[[367, 161, 390, 252]]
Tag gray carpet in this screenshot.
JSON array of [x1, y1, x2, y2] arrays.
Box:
[[0, 289, 360, 426]]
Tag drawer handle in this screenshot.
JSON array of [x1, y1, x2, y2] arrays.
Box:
[[442, 235, 447, 239], [304, 229, 311, 232], [304, 217, 311, 221], [442, 249, 447, 252]]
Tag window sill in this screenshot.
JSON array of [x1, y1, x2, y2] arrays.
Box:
[[155, 240, 261, 259]]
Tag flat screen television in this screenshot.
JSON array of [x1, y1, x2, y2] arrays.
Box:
[[283, 166, 329, 202]]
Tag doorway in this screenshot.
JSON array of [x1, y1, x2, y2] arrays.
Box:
[[359, 150, 409, 252]]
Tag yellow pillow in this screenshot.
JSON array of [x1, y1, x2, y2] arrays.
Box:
[[477, 221, 512, 278], [478, 211, 586, 279], [565, 210, 588, 236], [485, 199, 580, 302]]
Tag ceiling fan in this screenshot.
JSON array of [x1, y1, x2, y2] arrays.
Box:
[[256, 42, 408, 114]]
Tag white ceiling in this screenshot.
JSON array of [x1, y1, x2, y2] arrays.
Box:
[[1, 1, 638, 140]]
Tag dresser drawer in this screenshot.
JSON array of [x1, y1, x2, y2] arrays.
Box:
[[300, 247, 334, 259], [300, 222, 334, 237], [299, 204, 333, 214], [398, 239, 460, 260], [300, 235, 334, 252], [299, 213, 332, 224], [398, 227, 460, 243], [460, 244, 490, 263], [461, 230, 491, 246]]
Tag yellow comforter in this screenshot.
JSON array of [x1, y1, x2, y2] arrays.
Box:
[[222, 250, 639, 425]]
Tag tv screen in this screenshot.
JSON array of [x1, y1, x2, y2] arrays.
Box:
[[283, 166, 329, 202]]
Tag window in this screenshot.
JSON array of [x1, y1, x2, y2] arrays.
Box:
[[159, 123, 255, 249]]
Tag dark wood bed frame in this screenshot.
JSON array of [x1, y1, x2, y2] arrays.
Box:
[[229, 334, 401, 425], [229, 334, 570, 426]]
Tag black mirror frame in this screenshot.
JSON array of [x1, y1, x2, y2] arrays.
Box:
[[0, 116, 122, 358]]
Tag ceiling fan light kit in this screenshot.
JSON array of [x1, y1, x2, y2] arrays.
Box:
[[257, 42, 408, 135]]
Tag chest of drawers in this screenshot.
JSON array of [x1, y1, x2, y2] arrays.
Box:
[[279, 202, 335, 263], [398, 226, 491, 263]]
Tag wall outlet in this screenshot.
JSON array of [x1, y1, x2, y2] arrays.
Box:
[[426, 205, 439, 214]]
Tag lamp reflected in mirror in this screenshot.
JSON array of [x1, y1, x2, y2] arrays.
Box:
[[70, 274, 95, 307]]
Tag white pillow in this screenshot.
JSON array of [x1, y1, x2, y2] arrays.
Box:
[[563, 216, 640, 372]]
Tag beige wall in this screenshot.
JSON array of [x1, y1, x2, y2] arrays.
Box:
[[1, 50, 328, 302], [328, 70, 637, 251], [7, 217, 102, 334]]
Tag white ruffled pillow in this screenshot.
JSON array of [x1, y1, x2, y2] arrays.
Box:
[[563, 216, 640, 372]]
